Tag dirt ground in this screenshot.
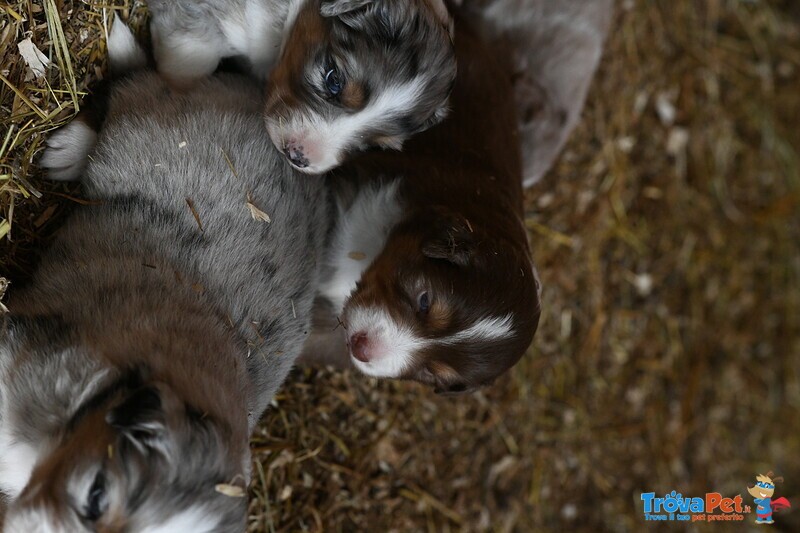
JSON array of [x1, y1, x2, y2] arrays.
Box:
[[1, 0, 799, 531]]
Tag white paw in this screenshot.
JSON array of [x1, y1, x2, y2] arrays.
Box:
[[107, 19, 147, 75], [39, 121, 97, 181], [152, 25, 223, 87]]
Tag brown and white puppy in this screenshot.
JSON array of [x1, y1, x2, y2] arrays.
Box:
[[148, 0, 457, 174], [315, 17, 541, 393]]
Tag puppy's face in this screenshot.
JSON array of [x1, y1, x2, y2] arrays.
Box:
[[342, 207, 541, 393], [265, 0, 456, 174], [4, 381, 247, 533]]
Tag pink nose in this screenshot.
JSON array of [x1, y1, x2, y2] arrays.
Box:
[[349, 332, 371, 363]]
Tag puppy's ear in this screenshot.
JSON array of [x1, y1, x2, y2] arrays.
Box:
[[421, 208, 475, 266], [107, 386, 168, 454], [320, 0, 373, 17]]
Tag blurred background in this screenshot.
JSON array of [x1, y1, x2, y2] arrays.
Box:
[[1, 0, 799, 531]]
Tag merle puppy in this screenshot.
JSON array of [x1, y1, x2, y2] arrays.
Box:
[[1, 23, 329, 531], [148, 0, 457, 174]]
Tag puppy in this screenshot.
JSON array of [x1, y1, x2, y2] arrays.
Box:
[[461, 0, 613, 186], [312, 18, 541, 393], [1, 23, 329, 531], [148, 0, 457, 174]]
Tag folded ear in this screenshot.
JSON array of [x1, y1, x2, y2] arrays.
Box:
[[320, 0, 373, 17], [107, 386, 168, 455], [421, 208, 475, 266]]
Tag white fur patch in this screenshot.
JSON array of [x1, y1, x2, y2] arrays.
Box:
[[345, 310, 515, 379], [2, 507, 65, 533], [0, 339, 39, 499], [345, 306, 424, 378], [218, 0, 287, 77], [0, 425, 38, 500], [39, 121, 97, 181], [267, 78, 428, 174], [107, 19, 147, 74], [441, 314, 515, 344], [319, 180, 403, 313], [151, 26, 229, 86], [141, 505, 220, 533]]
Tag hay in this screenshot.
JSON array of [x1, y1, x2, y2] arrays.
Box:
[[1, 0, 799, 531]]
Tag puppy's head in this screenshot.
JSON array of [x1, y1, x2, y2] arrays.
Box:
[[4, 377, 248, 533], [265, 0, 456, 174], [342, 207, 541, 393]]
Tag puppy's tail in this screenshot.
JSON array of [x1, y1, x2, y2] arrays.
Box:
[[107, 19, 147, 75]]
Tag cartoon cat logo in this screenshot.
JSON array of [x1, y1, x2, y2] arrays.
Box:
[[747, 471, 792, 525]]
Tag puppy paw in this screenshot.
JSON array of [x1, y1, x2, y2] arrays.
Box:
[[39, 120, 97, 181]]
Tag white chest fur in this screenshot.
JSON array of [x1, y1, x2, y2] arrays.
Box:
[[319, 180, 404, 314], [0, 413, 38, 500]]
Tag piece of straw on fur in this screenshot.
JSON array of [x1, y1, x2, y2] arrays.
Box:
[[246, 193, 271, 223]]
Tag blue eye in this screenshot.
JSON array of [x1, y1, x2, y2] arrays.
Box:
[[417, 291, 430, 315], [324, 68, 343, 97]]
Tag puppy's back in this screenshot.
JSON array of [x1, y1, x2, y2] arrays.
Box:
[[26, 71, 331, 428]]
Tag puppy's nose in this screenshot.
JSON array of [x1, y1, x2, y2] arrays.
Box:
[[283, 141, 309, 169], [349, 332, 371, 363]]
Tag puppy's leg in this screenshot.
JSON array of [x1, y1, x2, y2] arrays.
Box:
[[296, 298, 351, 369], [39, 20, 145, 181], [151, 29, 227, 89], [296, 329, 351, 369], [149, 2, 231, 90], [39, 119, 98, 181], [39, 82, 110, 181]]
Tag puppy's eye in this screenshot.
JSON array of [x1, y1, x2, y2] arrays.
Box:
[[324, 67, 344, 97], [84, 472, 108, 522], [417, 291, 431, 316]]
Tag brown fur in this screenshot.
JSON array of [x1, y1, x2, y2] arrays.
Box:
[[338, 18, 540, 392], [264, 1, 324, 114]]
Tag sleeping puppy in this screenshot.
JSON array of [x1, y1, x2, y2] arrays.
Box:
[[1, 23, 329, 531], [312, 17, 541, 393], [148, 0, 457, 174], [460, 0, 613, 186]]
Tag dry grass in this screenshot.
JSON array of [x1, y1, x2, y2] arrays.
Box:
[[2, 0, 799, 531]]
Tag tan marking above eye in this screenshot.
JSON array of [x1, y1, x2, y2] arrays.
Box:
[[426, 299, 451, 330], [341, 81, 366, 110]]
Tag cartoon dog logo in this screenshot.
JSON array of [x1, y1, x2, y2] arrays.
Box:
[[747, 471, 792, 524]]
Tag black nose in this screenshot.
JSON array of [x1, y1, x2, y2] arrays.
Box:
[[284, 143, 309, 169]]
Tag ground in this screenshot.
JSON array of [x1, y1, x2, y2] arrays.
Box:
[[1, 0, 799, 531]]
